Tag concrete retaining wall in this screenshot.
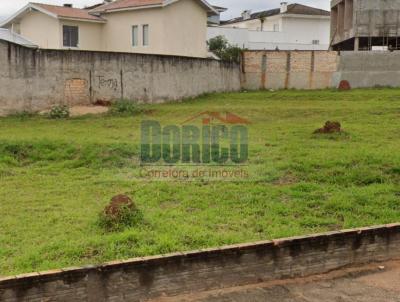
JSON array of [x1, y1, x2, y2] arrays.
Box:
[[333, 51, 400, 88], [0, 40, 241, 116], [1, 224, 399, 302], [241, 50, 339, 90]]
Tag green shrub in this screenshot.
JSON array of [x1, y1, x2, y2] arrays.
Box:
[[98, 204, 144, 232], [207, 35, 243, 63], [109, 100, 143, 116], [49, 105, 70, 119]]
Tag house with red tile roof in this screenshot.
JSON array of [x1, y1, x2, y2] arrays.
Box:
[[0, 0, 217, 57]]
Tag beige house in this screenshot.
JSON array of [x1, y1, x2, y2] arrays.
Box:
[[0, 0, 217, 57]]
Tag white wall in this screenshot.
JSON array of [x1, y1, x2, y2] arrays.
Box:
[[101, 0, 207, 57], [19, 11, 60, 49], [208, 15, 330, 51], [282, 15, 330, 46], [222, 15, 282, 32], [208, 27, 249, 48], [60, 20, 103, 51]]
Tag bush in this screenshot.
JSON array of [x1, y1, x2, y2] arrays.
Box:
[[98, 206, 143, 232], [208, 35, 243, 63], [98, 195, 144, 232], [49, 105, 70, 119], [109, 99, 143, 116]]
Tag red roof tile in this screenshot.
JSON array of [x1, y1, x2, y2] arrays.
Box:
[[90, 0, 163, 13], [32, 3, 105, 21]]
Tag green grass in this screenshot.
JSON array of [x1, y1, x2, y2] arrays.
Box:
[[1, 89, 400, 276]]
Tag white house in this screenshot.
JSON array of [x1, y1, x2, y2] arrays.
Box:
[[208, 2, 331, 50], [208, 5, 227, 25]]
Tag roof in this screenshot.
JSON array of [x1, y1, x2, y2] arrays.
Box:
[[0, 28, 37, 48], [222, 3, 330, 25], [90, 0, 162, 13], [31, 3, 105, 21], [90, 0, 218, 14], [0, 0, 217, 28], [286, 3, 330, 16], [0, 2, 105, 27], [212, 5, 228, 13]]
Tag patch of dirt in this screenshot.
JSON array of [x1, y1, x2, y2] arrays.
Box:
[[314, 121, 342, 134], [40, 105, 109, 117], [358, 262, 400, 293], [151, 260, 400, 302], [104, 194, 136, 219], [273, 173, 298, 186], [94, 99, 112, 107], [69, 106, 109, 117]]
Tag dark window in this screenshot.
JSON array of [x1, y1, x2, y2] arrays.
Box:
[[63, 25, 79, 47]]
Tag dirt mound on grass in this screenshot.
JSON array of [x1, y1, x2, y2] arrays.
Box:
[[338, 80, 351, 90], [104, 194, 136, 218], [314, 121, 342, 134]]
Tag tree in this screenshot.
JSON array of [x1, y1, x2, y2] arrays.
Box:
[[207, 35, 243, 63], [208, 35, 229, 58]]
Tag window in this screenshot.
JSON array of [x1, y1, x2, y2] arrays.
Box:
[[273, 24, 279, 32], [143, 24, 149, 46], [63, 25, 78, 47], [312, 40, 320, 45], [132, 25, 139, 46]]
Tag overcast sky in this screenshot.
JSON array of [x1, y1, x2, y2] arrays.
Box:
[[0, 0, 330, 21]]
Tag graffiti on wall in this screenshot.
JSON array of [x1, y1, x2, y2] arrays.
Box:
[[97, 76, 119, 91]]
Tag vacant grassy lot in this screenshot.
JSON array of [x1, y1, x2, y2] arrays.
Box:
[[1, 89, 400, 276]]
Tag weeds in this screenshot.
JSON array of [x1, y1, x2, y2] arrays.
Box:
[[109, 99, 144, 116], [98, 205, 144, 232], [49, 105, 70, 119]]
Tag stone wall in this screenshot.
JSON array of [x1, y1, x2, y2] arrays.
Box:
[[241, 50, 339, 90], [0, 40, 241, 116], [1, 224, 399, 302]]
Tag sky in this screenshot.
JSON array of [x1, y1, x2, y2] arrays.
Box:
[[0, 0, 330, 21]]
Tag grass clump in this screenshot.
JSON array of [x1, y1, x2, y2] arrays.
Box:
[[49, 105, 70, 119], [98, 195, 144, 232], [109, 99, 144, 116]]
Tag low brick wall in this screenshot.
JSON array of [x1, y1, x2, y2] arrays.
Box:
[[1, 224, 399, 301], [241, 50, 339, 90]]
